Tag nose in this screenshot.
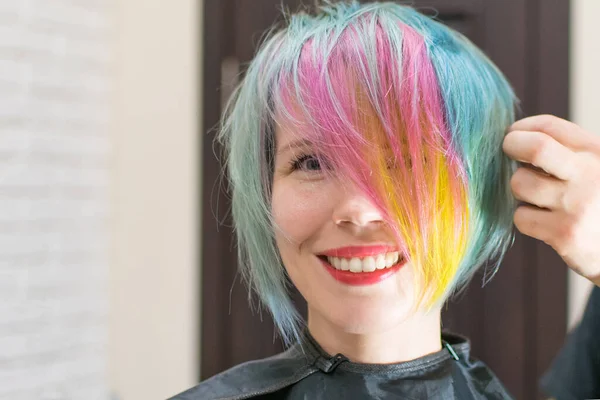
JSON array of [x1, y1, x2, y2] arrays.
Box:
[[332, 186, 385, 229]]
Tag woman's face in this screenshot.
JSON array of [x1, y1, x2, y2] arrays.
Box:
[[271, 118, 421, 334]]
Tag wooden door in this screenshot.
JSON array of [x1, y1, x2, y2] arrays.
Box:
[[200, 1, 570, 398]]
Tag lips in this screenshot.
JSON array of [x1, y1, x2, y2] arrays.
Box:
[[317, 245, 406, 286]]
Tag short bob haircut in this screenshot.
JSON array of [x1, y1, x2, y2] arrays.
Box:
[[218, 1, 518, 345]]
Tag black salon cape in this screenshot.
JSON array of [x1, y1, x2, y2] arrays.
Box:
[[169, 331, 513, 400], [540, 285, 600, 400]]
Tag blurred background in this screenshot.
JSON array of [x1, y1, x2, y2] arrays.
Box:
[[0, 0, 597, 399]]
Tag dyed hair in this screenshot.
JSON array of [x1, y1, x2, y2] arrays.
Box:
[[218, 1, 518, 345]]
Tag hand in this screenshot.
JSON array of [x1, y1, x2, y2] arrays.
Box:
[[502, 115, 600, 287]]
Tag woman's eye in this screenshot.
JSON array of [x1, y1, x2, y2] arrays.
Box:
[[291, 155, 322, 172], [303, 157, 321, 171]]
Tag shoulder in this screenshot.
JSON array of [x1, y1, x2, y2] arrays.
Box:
[[167, 344, 316, 400], [442, 332, 514, 399], [589, 285, 600, 311], [453, 353, 514, 398], [540, 286, 600, 399], [581, 286, 600, 340]]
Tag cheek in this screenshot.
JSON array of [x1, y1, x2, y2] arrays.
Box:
[[271, 179, 334, 249]]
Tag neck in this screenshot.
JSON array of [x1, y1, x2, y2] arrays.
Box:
[[307, 308, 442, 364]]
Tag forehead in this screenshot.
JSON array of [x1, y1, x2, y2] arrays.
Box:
[[273, 98, 320, 156], [270, 58, 412, 164], [275, 121, 310, 151], [272, 98, 400, 160]]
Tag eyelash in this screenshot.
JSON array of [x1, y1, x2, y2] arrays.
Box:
[[289, 153, 323, 172], [288, 154, 404, 173]]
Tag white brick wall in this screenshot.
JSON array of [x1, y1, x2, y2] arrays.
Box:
[[0, 1, 111, 399]]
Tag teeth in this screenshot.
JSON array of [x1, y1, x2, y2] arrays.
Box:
[[340, 258, 350, 271], [332, 257, 341, 269], [349, 258, 362, 273], [375, 254, 386, 270], [385, 252, 397, 267], [363, 256, 376, 272], [326, 252, 401, 273]]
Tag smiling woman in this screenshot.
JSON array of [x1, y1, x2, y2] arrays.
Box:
[[172, 1, 518, 399]]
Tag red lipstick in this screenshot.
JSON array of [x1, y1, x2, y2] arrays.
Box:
[[318, 245, 406, 286]]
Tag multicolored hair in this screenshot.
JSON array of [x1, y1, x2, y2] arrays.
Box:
[[218, 1, 518, 345]]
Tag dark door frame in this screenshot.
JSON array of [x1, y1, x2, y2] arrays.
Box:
[[199, 1, 569, 398]]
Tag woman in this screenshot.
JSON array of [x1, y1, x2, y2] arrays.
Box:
[[173, 1, 517, 398]]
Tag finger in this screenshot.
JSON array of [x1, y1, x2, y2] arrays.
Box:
[[503, 130, 576, 181], [510, 114, 599, 152], [510, 167, 566, 210], [513, 204, 557, 245]]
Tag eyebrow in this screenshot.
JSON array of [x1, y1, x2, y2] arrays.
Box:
[[276, 138, 314, 156]]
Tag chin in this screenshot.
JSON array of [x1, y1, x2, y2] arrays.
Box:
[[323, 298, 416, 335]]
